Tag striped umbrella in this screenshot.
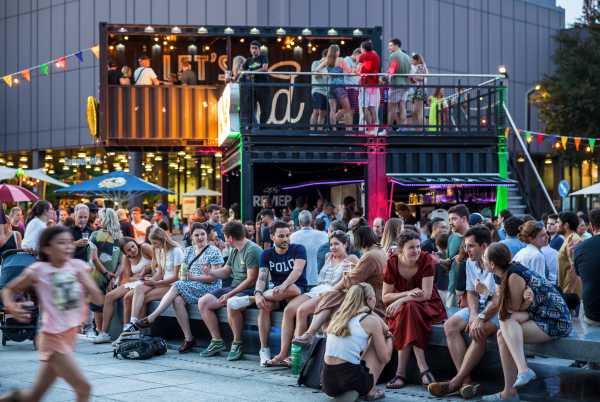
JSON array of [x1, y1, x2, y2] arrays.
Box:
[[0, 184, 39, 202]]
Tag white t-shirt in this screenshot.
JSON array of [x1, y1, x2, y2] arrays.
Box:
[[133, 67, 158, 85], [541, 245, 558, 284], [156, 247, 184, 281], [513, 244, 546, 279], [22, 217, 47, 251], [290, 227, 329, 286], [132, 219, 152, 243], [466, 259, 496, 309]]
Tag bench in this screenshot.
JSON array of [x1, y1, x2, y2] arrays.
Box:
[[429, 307, 600, 363], [150, 302, 600, 363]]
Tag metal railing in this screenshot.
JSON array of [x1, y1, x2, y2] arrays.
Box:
[[235, 71, 505, 135]]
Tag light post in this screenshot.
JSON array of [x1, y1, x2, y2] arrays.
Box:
[[525, 84, 542, 131]]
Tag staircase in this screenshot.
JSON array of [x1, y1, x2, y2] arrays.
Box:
[[507, 185, 528, 216]]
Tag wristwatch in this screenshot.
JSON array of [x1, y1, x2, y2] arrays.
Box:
[[477, 312, 486, 320]]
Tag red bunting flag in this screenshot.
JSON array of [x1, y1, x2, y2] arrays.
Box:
[[574, 137, 581, 151], [21, 70, 30, 81], [537, 133, 543, 144]]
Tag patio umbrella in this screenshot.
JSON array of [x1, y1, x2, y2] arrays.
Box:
[[0, 167, 68, 187], [182, 187, 221, 197], [0, 184, 39, 202], [55, 171, 174, 202]]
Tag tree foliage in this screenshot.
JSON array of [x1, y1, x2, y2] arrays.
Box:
[[537, 23, 600, 137]]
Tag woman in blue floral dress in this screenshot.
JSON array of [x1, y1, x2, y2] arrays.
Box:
[[480, 242, 571, 402], [136, 223, 223, 352]]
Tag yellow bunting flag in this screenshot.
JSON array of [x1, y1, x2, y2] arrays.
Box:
[[21, 70, 31, 82], [560, 136, 568, 150], [574, 137, 581, 151], [504, 127, 510, 138], [90, 45, 100, 59], [2, 75, 12, 87]]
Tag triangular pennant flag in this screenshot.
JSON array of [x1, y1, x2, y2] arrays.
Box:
[[574, 137, 581, 151], [39, 63, 49, 76], [504, 127, 510, 138], [21, 70, 31, 82], [525, 131, 532, 143], [55, 56, 66, 69], [90, 45, 100, 59], [537, 133, 544, 144], [2, 75, 12, 87], [589, 138, 596, 152], [561, 136, 568, 149], [75, 51, 84, 62]]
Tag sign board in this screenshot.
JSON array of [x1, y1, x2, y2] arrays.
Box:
[[181, 197, 197, 218], [558, 180, 570, 198]]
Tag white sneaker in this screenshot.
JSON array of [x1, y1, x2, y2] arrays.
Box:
[[93, 332, 112, 344], [227, 295, 252, 310], [259, 347, 271, 367]]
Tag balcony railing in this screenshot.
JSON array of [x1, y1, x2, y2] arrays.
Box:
[[102, 85, 220, 147], [235, 72, 505, 136]]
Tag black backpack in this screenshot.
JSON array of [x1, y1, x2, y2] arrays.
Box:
[[297, 336, 327, 389], [113, 332, 167, 360]]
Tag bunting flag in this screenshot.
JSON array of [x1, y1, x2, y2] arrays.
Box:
[[537, 133, 543, 144], [525, 131, 532, 143], [504, 127, 510, 138], [561, 136, 568, 149], [590, 138, 596, 152], [574, 137, 581, 151], [0, 45, 97, 87]]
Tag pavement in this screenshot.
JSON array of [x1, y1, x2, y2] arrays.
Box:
[[0, 338, 465, 402]]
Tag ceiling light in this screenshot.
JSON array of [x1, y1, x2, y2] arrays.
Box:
[[352, 28, 363, 36], [250, 27, 260, 35], [197, 26, 208, 34], [171, 26, 182, 34], [224, 27, 234, 35], [301, 28, 312, 36], [144, 25, 155, 33], [276, 27, 286, 36], [118, 27, 128, 33], [327, 28, 338, 36]]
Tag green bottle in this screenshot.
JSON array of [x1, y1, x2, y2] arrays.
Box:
[[290, 344, 302, 375]]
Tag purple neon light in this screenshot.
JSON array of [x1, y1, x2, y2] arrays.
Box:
[[389, 179, 514, 188], [281, 179, 364, 191]]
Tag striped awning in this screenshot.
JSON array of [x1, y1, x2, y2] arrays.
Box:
[[387, 173, 516, 187]]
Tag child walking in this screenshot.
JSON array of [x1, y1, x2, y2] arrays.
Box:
[[1, 225, 103, 402]]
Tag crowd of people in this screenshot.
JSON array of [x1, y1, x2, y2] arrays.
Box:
[[2, 195, 599, 402]]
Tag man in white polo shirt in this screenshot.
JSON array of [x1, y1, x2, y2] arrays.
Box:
[[133, 55, 159, 86]]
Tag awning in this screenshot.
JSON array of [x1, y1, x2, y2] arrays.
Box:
[[387, 173, 516, 187]]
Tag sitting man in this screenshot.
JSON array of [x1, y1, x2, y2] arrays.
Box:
[[196, 221, 262, 360], [429, 225, 499, 399], [228, 220, 307, 366]]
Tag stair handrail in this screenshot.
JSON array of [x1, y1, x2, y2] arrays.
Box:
[[503, 103, 557, 214]]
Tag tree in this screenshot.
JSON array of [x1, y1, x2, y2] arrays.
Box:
[[536, 22, 600, 137]]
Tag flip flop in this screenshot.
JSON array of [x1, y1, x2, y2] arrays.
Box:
[[363, 388, 385, 401], [386, 375, 407, 389], [264, 357, 291, 368], [459, 383, 481, 399], [420, 369, 436, 387]]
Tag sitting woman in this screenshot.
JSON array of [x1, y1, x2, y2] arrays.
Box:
[[322, 283, 393, 401], [136, 223, 224, 352], [93, 237, 153, 343], [480, 243, 571, 402], [512, 221, 548, 279], [125, 227, 183, 331], [265, 230, 349, 367], [383, 229, 447, 389]]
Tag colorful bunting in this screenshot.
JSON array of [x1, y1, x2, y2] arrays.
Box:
[[90, 46, 100, 59], [39, 64, 49, 76], [537, 133, 543, 144], [2, 75, 12, 87], [574, 137, 581, 151], [55, 56, 66, 69], [75, 51, 84, 62], [504, 127, 510, 138], [590, 138, 596, 152], [561, 136, 568, 150], [525, 131, 532, 143], [21, 69, 30, 81]]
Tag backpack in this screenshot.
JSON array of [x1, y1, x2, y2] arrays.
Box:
[[113, 332, 167, 360], [297, 336, 327, 389]]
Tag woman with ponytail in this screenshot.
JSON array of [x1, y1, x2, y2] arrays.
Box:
[[480, 242, 571, 402], [322, 283, 393, 401], [22, 200, 55, 251]]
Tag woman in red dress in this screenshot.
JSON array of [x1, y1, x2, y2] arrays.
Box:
[[383, 229, 447, 389]]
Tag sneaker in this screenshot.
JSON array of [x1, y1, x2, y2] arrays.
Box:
[[481, 392, 520, 402], [200, 339, 226, 357], [122, 322, 138, 333], [259, 347, 271, 367], [85, 327, 98, 338], [227, 295, 252, 310], [227, 342, 243, 361], [513, 368, 536, 388], [93, 332, 112, 344]]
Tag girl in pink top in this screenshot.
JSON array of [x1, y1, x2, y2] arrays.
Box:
[[1, 225, 103, 402]]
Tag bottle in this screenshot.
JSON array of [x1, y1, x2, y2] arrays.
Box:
[[179, 262, 188, 281], [290, 344, 302, 375]]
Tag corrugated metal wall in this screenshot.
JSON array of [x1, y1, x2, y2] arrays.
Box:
[[0, 0, 564, 153]]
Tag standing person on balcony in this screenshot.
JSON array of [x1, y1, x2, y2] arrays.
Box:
[[357, 40, 381, 134], [133, 55, 159, 86], [241, 41, 270, 126], [119, 66, 132, 86], [409, 53, 428, 130], [344, 48, 362, 127], [107, 60, 121, 85], [386, 38, 411, 129], [319, 44, 353, 128], [178, 60, 197, 85], [310, 49, 329, 130]]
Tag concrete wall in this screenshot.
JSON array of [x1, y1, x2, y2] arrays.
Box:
[[0, 0, 564, 153]]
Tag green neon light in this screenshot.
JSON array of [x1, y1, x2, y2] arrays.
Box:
[[495, 85, 509, 216]]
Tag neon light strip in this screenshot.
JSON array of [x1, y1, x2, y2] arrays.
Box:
[[390, 181, 514, 188], [281, 179, 364, 191]]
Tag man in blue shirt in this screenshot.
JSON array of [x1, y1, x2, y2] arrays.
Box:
[[546, 213, 565, 251], [500, 216, 525, 256], [206, 204, 225, 241], [316, 202, 335, 231]]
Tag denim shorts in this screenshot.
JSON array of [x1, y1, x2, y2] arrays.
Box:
[[453, 306, 499, 327]]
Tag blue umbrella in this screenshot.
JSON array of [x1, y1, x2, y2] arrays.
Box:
[[55, 171, 174, 199]]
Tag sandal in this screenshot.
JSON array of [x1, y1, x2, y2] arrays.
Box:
[[292, 332, 314, 346], [264, 356, 291, 368], [459, 383, 481, 399], [420, 369, 435, 387], [386, 375, 407, 389], [363, 388, 385, 401], [134, 317, 152, 329], [427, 381, 455, 397]]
